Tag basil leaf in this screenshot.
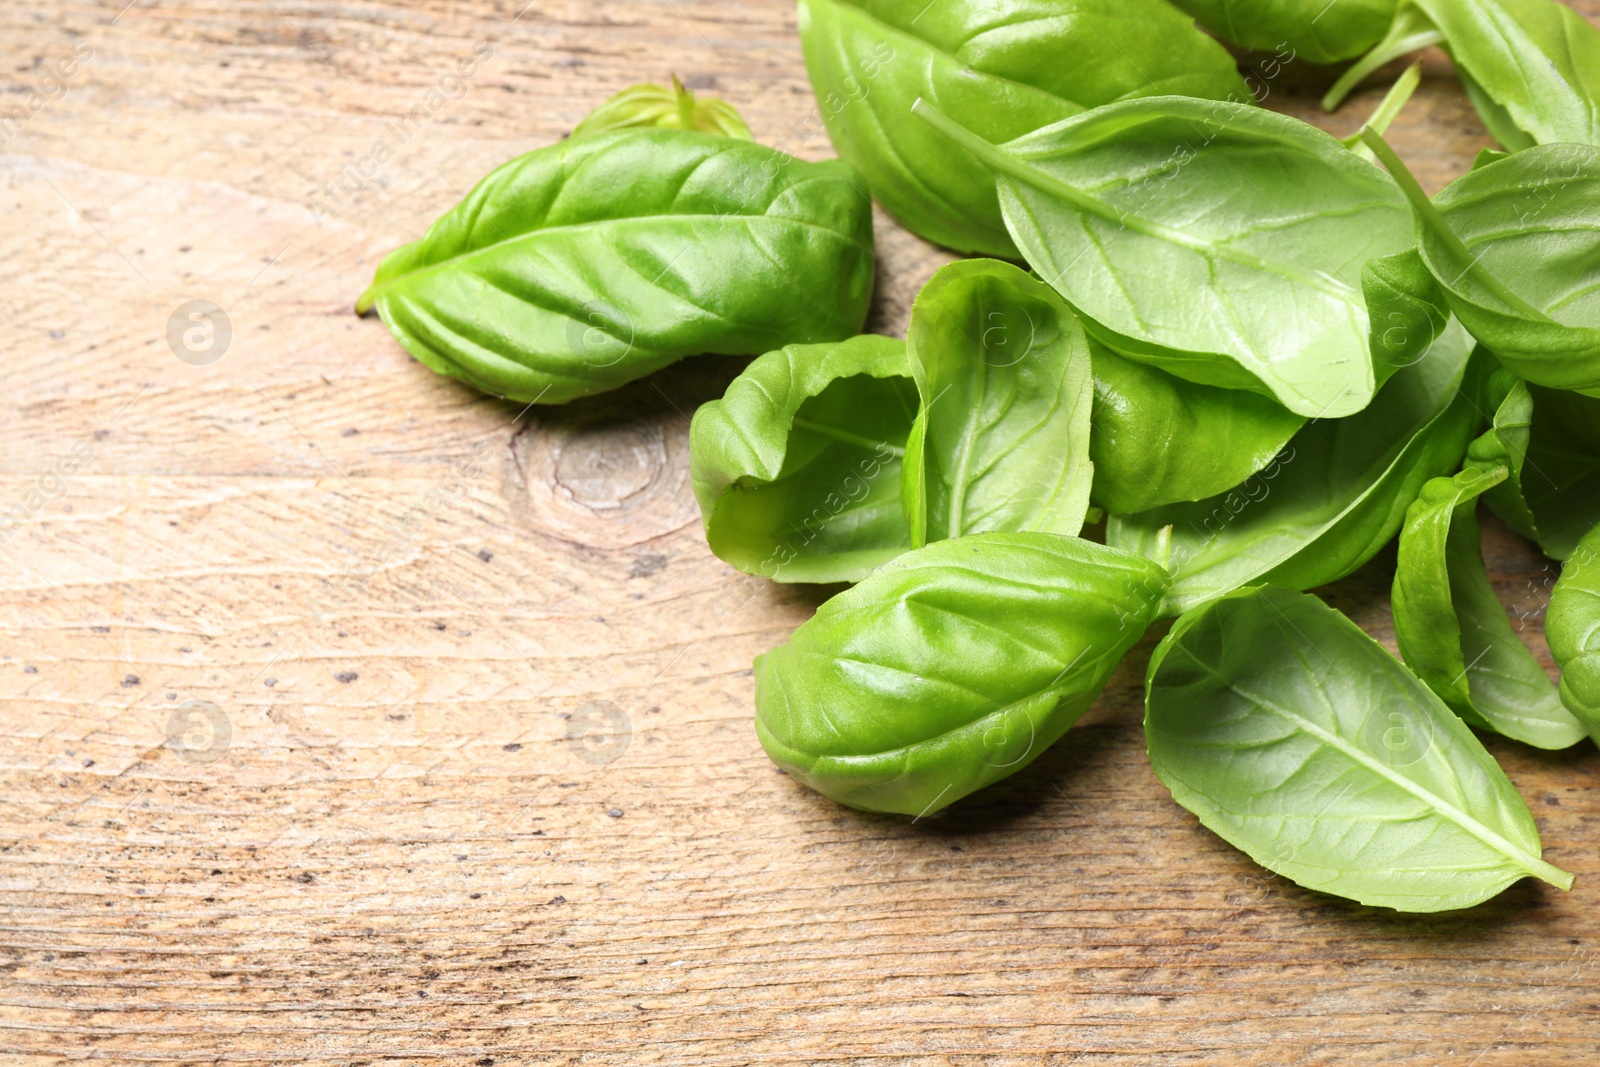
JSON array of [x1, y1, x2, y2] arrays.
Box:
[[571, 76, 753, 140], [914, 97, 1414, 419], [1146, 585, 1574, 912], [797, 0, 1249, 257], [755, 532, 1167, 816], [1365, 137, 1600, 395], [1090, 343, 1305, 516], [1326, 0, 1600, 149], [1171, 0, 1399, 65], [689, 336, 917, 584], [357, 130, 875, 404], [1549, 524, 1600, 746], [906, 260, 1094, 544], [1393, 466, 1586, 749], [1478, 375, 1600, 561], [1108, 321, 1478, 616]]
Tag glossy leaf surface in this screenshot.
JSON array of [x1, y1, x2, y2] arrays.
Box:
[[1549, 523, 1600, 746], [1146, 585, 1573, 912], [1108, 321, 1477, 615], [906, 260, 1094, 543], [1089, 344, 1304, 516], [1327, 0, 1600, 149], [1392, 466, 1585, 749], [357, 129, 875, 404], [1370, 139, 1600, 394], [1171, 0, 1398, 64], [690, 336, 917, 584], [915, 97, 1414, 418], [797, 0, 1248, 257], [756, 532, 1167, 815]]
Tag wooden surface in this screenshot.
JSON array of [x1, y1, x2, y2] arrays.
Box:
[[3, 2, 1599, 1063]]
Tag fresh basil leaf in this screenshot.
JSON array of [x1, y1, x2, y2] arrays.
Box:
[[1516, 384, 1600, 559], [571, 76, 753, 140], [689, 336, 916, 584], [1146, 585, 1574, 912], [756, 532, 1168, 816], [357, 129, 875, 404], [1393, 465, 1586, 749], [906, 260, 1094, 543], [1476, 372, 1600, 561], [1549, 523, 1600, 745], [914, 97, 1414, 418], [1108, 320, 1477, 616], [1090, 344, 1305, 516], [1326, 0, 1600, 149], [1365, 137, 1600, 395], [797, 0, 1249, 257], [1171, 0, 1399, 65], [1362, 247, 1452, 385]]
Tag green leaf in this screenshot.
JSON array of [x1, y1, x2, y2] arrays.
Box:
[[1515, 385, 1600, 560], [756, 532, 1168, 816], [356, 129, 875, 404], [1364, 137, 1600, 394], [797, 0, 1249, 257], [1475, 371, 1600, 561], [571, 76, 754, 140], [914, 97, 1414, 419], [1089, 344, 1305, 516], [689, 336, 917, 584], [1107, 320, 1478, 616], [1327, 0, 1600, 149], [1393, 466, 1586, 749], [906, 260, 1095, 542], [1172, 0, 1399, 65], [1548, 523, 1600, 746], [1145, 585, 1573, 912]]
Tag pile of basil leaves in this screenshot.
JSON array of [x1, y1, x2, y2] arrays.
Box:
[[358, 3, 1600, 914]]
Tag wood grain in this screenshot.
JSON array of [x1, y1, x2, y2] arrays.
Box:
[[2, 2, 1599, 1063]]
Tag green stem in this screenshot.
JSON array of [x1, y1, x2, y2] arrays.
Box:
[[1323, 7, 1443, 112], [672, 74, 695, 130], [1343, 62, 1422, 160], [1359, 127, 1554, 323]]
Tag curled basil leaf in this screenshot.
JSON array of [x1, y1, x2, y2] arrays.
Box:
[[1171, 0, 1399, 65], [689, 336, 917, 584], [905, 260, 1094, 545], [357, 130, 875, 404], [755, 532, 1168, 816], [797, 0, 1249, 257], [1326, 0, 1600, 150], [1090, 344, 1305, 516], [571, 76, 753, 140], [914, 97, 1414, 419], [1477, 373, 1600, 561], [1146, 585, 1574, 912], [1549, 524, 1600, 746], [1365, 136, 1600, 395], [1108, 321, 1477, 616], [1393, 465, 1585, 750]]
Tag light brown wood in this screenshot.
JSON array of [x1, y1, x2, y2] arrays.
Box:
[[3, 2, 1599, 1063]]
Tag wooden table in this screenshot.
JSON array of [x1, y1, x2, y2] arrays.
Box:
[[3, 2, 1598, 1063]]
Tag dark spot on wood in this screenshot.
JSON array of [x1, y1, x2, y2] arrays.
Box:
[[503, 743, 522, 752], [628, 553, 668, 578], [607, 808, 623, 818], [121, 674, 139, 687], [478, 549, 493, 562], [335, 671, 358, 683], [295, 872, 315, 884]]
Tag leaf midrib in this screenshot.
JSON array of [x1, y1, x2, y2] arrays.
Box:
[[1180, 650, 1561, 886], [365, 212, 870, 300]]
